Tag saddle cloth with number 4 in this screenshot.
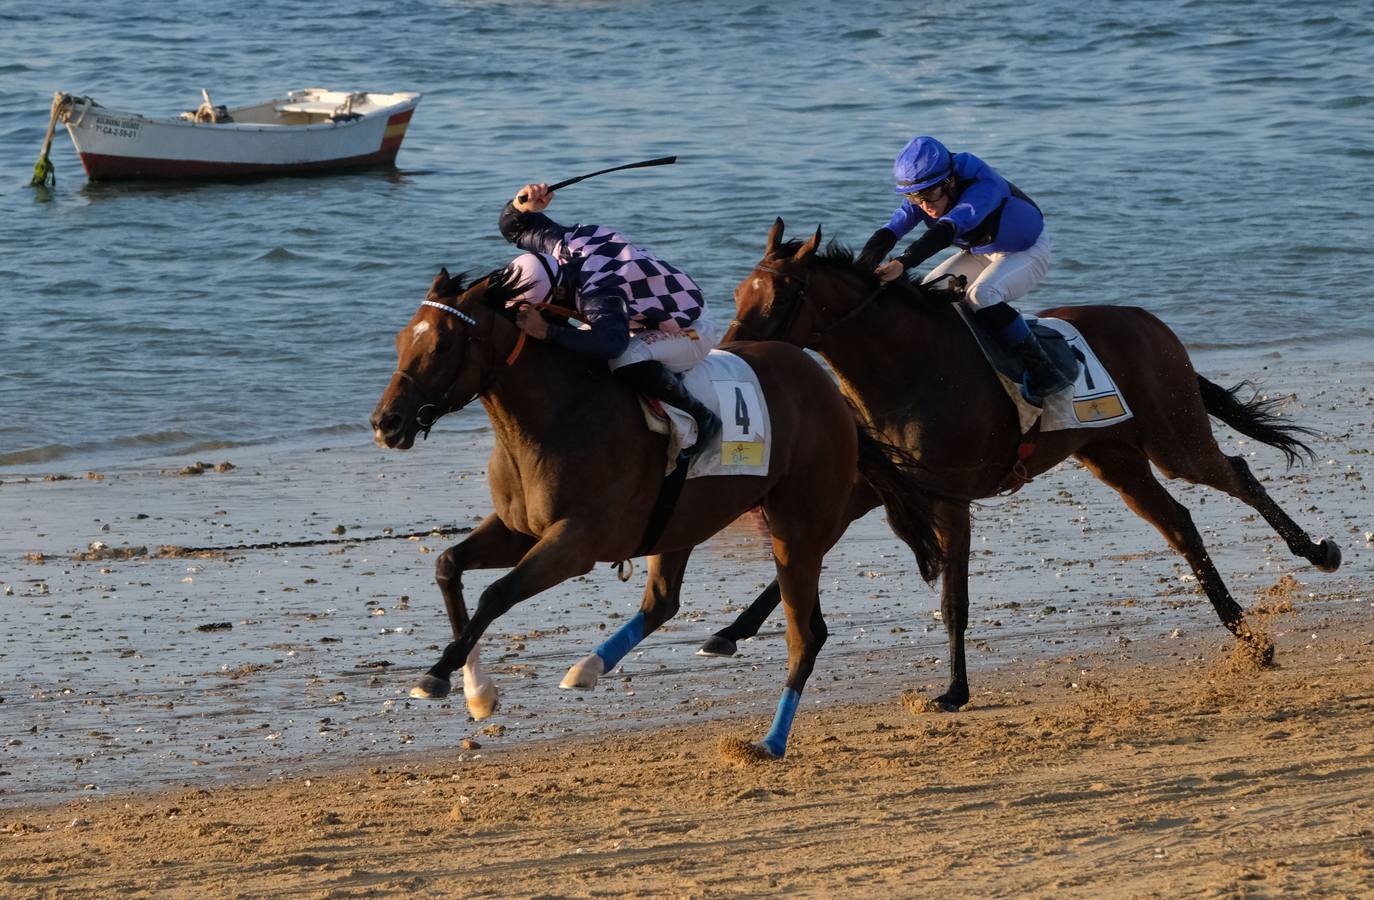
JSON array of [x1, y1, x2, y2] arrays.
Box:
[[640, 348, 772, 478]]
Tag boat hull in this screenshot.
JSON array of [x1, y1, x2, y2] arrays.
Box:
[[64, 97, 417, 181]]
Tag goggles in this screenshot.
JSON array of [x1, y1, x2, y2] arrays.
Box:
[[903, 179, 951, 203]]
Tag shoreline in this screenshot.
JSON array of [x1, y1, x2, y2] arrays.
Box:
[[2, 335, 1370, 482]]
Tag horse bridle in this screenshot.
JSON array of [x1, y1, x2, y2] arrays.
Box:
[[732, 261, 886, 341], [403, 294, 589, 439], [404, 298, 498, 440]]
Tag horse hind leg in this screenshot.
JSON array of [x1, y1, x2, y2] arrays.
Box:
[[1140, 393, 1341, 573], [750, 550, 828, 759], [1076, 442, 1268, 655], [1217, 455, 1341, 572], [562, 548, 694, 689], [699, 482, 881, 658]]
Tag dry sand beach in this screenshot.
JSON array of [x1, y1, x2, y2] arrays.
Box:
[[2, 347, 1372, 896]]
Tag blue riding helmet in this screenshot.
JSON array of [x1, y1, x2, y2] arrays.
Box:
[[893, 136, 954, 194]]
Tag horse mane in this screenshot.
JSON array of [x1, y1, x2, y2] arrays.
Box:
[[432, 265, 526, 311], [772, 238, 946, 312]]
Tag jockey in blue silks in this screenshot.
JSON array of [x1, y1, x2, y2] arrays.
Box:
[[501, 182, 722, 455], [858, 136, 1073, 405]]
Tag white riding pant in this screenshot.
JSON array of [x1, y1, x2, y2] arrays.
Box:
[[923, 229, 1052, 310], [608, 305, 719, 373]]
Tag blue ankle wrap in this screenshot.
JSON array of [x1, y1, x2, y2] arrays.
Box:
[[593, 611, 646, 671], [760, 688, 801, 758]]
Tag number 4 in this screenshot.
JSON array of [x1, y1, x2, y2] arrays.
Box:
[[733, 387, 750, 435]]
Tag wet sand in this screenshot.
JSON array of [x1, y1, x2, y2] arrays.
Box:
[[1, 347, 1371, 895]]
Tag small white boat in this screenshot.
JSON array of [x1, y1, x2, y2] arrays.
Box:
[[40, 88, 420, 182]]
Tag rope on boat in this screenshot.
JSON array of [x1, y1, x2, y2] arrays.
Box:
[[30, 91, 72, 187]]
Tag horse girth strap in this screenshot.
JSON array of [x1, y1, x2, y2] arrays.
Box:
[[627, 451, 693, 560]]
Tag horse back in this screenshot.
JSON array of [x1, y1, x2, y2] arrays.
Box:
[[715, 339, 859, 463], [1037, 304, 1208, 427]]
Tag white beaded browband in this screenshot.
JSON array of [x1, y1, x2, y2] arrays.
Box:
[[421, 299, 477, 325]]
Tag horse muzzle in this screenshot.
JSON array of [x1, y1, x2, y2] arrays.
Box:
[[370, 399, 423, 450]]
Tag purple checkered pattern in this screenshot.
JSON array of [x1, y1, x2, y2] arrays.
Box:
[[559, 225, 705, 331]]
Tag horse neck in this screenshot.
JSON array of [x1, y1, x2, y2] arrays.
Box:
[[809, 271, 976, 429], [478, 329, 617, 453]]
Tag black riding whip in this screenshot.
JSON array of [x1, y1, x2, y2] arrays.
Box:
[[516, 156, 677, 203]]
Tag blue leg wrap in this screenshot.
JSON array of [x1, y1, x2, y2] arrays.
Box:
[[593, 611, 646, 671], [760, 688, 801, 758]]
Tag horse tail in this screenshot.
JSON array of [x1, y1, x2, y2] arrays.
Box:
[[853, 424, 946, 584], [1197, 376, 1317, 469]]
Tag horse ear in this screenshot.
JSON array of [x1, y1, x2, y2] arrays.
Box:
[[431, 268, 450, 295], [766, 217, 785, 255], [795, 225, 822, 261]]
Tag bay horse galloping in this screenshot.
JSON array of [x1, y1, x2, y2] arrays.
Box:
[[704, 219, 1341, 710], [369, 267, 942, 758]]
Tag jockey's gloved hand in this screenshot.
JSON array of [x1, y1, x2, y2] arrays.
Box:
[[858, 228, 897, 269]]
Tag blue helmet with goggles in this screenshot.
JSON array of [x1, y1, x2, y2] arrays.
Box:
[[893, 136, 954, 194]]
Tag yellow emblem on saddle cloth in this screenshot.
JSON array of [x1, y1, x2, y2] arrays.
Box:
[[1031, 317, 1134, 433], [1072, 393, 1128, 423]]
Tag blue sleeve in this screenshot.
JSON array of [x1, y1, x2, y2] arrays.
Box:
[[939, 154, 1011, 237], [883, 203, 923, 238], [499, 201, 570, 256], [544, 282, 630, 359]]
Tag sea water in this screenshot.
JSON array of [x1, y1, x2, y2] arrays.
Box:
[[1, 0, 1371, 472]]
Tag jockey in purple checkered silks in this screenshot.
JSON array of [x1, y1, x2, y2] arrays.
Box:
[[500, 182, 721, 455], [858, 136, 1073, 406]]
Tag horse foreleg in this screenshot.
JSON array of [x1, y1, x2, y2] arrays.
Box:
[[420, 514, 536, 717], [933, 499, 972, 711], [697, 580, 780, 657], [753, 553, 827, 759], [1077, 443, 1267, 658], [414, 521, 596, 715], [562, 548, 694, 689]]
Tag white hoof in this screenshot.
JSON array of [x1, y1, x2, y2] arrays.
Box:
[[560, 653, 605, 690], [465, 681, 498, 720]]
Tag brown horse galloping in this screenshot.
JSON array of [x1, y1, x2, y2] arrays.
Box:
[[702, 219, 1341, 710], [369, 267, 942, 757]]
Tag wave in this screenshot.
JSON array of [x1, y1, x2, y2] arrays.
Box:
[[257, 247, 310, 262]]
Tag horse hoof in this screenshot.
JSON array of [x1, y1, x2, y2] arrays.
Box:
[[410, 674, 451, 700], [560, 654, 604, 690], [466, 682, 499, 720], [934, 696, 965, 713], [696, 634, 738, 657], [1316, 539, 1342, 573]]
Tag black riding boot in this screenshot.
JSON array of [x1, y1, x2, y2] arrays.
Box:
[[975, 302, 1075, 407], [1012, 331, 1075, 406], [614, 360, 722, 457]]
